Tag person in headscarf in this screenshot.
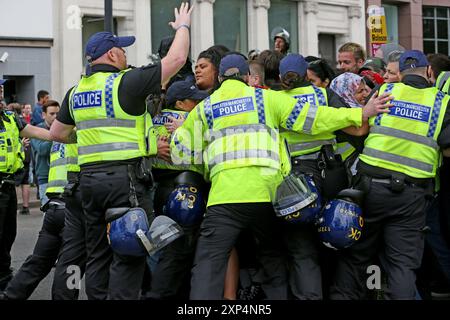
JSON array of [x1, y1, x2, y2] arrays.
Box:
[[330, 72, 371, 107]]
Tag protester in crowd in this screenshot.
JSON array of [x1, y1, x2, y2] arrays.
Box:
[[383, 50, 404, 83], [31, 90, 50, 125], [337, 42, 366, 74], [306, 58, 336, 88]]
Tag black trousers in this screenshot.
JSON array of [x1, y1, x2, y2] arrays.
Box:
[[0, 182, 17, 290], [330, 177, 431, 300], [5, 200, 65, 299], [52, 187, 86, 300], [280, 161, 325, 300], [190, 203, 288, 300], [148, 225, 199, 299], [147, 182, 200, 299], [79, 164, 153, 300]]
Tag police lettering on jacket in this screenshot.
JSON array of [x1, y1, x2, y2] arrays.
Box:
[[72, 91, 102, 109], [293, 94, 316, 105], [212, 97, 254, 119], [389, 100, 431, 122], [153, 111, 186, 125]]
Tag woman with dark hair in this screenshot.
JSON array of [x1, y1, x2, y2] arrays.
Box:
[[195, 46, 229, 94], [306, 59, 336, 88]]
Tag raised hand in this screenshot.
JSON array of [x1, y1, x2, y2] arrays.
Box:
[[168, 2, 194, 31]]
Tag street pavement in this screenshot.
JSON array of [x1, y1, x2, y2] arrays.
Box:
[[11, 187, 87, 300]]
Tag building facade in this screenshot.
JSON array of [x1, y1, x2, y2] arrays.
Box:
[[1, 0, 366, 103], [366, 0, 450, 55], [0, 0, 53, 105]]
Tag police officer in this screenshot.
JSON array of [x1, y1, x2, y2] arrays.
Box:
[[330, 50, 450, 300], [171, 54, 393, 300], [277, 54, 375, 300], [49, 2, 194, 300], [51, 143, 86, 300], [0, 86, 52, 291], [0, 142, 69, 300], [147, 79, 208, 299], [273, 28, 290, 56]]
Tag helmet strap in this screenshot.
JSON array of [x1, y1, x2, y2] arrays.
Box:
[[127, 165, 140, 208]]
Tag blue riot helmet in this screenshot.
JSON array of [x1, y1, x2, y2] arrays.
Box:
[[106, 208, 184, 256], [283, 174, 323, 224], [273, 173, 318, 222], [106, 207, 150, 257], [316, 189, 364, 250], [163, 171, 206, 227]]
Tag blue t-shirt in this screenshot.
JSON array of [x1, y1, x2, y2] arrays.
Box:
[[30, 122, 52, 184], [31, 103, 43, 125]]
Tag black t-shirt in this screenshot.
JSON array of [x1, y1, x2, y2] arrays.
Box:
[[57, 63, 162, 125]]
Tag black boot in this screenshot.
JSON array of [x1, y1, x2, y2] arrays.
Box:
[[0, 273, 12, 291], [0, 291, 9, 300]]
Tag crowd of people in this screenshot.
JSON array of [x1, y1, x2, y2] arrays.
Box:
[[1, 2, 450, 300]]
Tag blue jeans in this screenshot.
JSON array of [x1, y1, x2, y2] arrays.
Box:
[[38, 183, 49, 208]]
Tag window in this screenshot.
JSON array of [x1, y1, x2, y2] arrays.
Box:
[[382, 4, 399, 44], [268, 0, 298, 53], [151, 0, 182, 55], [318, 34, 336, 69], [214, 0, 248, 54], [423, 6, 450, 55]]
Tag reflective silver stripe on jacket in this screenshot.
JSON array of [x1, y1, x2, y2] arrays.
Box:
[[78, 142, 139, 155], [289, 139, 336, 153], [370, 126, 438, 149], [303, 104, 319, 134], [209, 149, 280, 170], [206, 124, 278, 143], [47, 179, 68, 188], [77, 119, 136, 130], [363, 147, 434, 173], [50, 158, 67, 167], [336, 143, 354, 155], [0, 156, 5, 162], [66, 157, 78, 165]]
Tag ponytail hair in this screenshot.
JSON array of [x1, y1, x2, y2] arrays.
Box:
[[281, 72, 306, 90]]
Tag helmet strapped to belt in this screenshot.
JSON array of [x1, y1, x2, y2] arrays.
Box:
[[106, 207, 183, 256], [316, 189, 364, 250], [273, 173, 318, 222]]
